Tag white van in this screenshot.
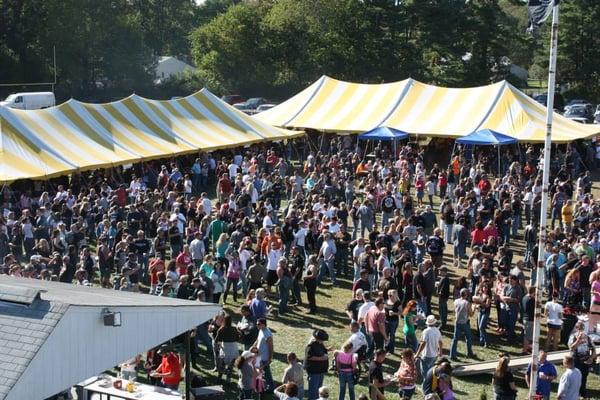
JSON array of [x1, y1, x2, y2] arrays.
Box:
[[0, 92, 56, 110]]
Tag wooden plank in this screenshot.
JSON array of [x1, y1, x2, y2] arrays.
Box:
[[453, 346, 600, 377]]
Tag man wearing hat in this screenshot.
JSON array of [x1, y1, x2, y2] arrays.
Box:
[[305, 329, 330, 400], [415, 315, 443, 380]]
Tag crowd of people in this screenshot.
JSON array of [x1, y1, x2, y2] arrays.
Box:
[[2, 135, 600, 400]]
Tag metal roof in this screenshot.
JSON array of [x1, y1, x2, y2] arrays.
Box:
[[0, 277, 220, 400], [0, 277, 215, 307]]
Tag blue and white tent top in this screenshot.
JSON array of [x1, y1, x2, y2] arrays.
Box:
[[455, 129, 518, 145]]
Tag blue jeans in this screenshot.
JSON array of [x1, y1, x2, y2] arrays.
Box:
[[500, 224, 510, 245], [416, 297, 428, 319], [318, 259, 336, 285], [386, 319, 399, 353], [443, 223, 453, 244], [292, 279, 302, 305], [439, 297, 448, 327], [195, 324, 215, 368], [338, 371, 355, 400], [361, 325, 374, 360], [405, 331, 418, 352], [262, 362, 274, 392], [418, 356, 437, 381], [478, 310, 489, 346], [511, 214, 521, 235], [307, 373, 324, 400], [382, 212, 394, 228], [398, 387, 415, 399], [239, 388, 254, 400], [278, 284, 289, 315], [368, 273, 377, 291], [505, 307, 518, 340], [449, 322, 473, 358]]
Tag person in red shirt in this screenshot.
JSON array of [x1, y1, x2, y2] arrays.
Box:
[[478, 176, 491, 196], [217, 173, 232, 203], [265, 150, 278, 172], [365, 297, 388, 351], [175, 245, 192, 276], [151, 348, 181, 390], [114, 184, 127, 208], [149, 254, 165, 295]]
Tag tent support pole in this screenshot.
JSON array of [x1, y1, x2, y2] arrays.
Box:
[[497, 146, 501, 176], [185, 330, 191, 399]]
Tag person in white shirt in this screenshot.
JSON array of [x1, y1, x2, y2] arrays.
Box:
[[557, 355, 581, 400], [348, 322, 368, 356], [183, 175, 192, 199], [53, 185, 67, 202], [190, 232, 205, 268], [201, 193, 212, 216], [263, 211, 274, 233], [328, 218, 341, 234], [266, 245, 283, 293], [129, 177, 144, 200], [352, 238, 365, 281], [170, 208, 186, 234], [228, 162, 239, 178], [543, 292, 563, 352], [357, 292, 375, 327], [294, 221, 309, 259], [415, 315, 443, 380]]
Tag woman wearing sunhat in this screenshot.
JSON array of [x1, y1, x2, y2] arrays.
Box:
[[235, 350, 259, 400]]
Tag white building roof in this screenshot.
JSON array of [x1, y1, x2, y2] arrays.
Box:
[[0, 277, 220, 400]]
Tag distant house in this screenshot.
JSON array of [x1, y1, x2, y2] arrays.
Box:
[[509, 64, 529, 82], [155, 56, 197, 84]]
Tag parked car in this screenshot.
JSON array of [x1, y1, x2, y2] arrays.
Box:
[[564, 99, 592, 112], [256, 103, 277, 113], [233, 97, 268, 111], [533, 93, 565, 112], [221, 94, 244, 105], [0, 92, 55, 110], [594, 104, 600, 117], [564, 105, 594, 124]]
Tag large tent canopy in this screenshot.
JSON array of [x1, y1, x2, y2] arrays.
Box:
[[0, 89, 302, 182], [255, 75, 599, 143]]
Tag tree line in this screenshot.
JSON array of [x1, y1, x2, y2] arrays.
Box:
[[0, 0, 598, 103]]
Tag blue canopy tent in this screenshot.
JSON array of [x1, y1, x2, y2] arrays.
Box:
[[455, 129, 518, 174], [358, 126, 409, 158]]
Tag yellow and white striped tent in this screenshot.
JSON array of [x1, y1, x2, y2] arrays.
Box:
[[0, 88, 302, 182], [255, 75, 599, 143]]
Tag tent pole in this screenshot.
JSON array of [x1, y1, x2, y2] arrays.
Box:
[[185, 330, 191, 399], [497, 146, 501, 176]]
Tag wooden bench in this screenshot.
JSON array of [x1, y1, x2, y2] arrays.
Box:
[[453, 346, 600, 377]]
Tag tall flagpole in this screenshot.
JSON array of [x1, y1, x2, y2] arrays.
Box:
[[528, 3, 559, 399]]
